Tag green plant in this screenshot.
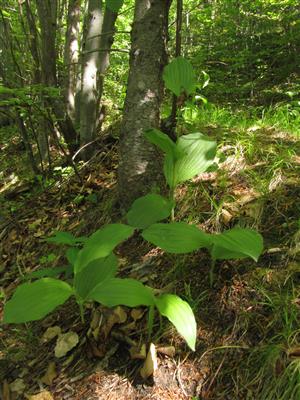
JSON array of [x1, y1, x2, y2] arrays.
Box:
[[3, 224, 197, 351], [144, 128, 217, 218], [139, 127, 264, 283]]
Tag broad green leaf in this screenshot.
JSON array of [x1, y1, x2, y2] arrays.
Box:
[[144, 129, 177, 158], [155, 294, 197, 351], [142, 222, 211, 253], [75, 224, 134, 273], [211, 246, 246, 261], [88, 223, 134, 246], [163, 57, 196, 97], [3, 279, 73, 324], [66, 247, 79, 267], [74, 253, 118, 299], [211, 228, 264, 261], [105, 0, 123, 12], [46, 232, 86, 246], [127, 194, 174, 229], [164, 154, 176, 188], [173, 133, 217, 185], [88, 278, 155, 307], [24, 266, 69, 280], [46, 231, 77, 246]]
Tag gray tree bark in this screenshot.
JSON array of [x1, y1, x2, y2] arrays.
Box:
[[118, 0, 172, 209], [79, 1, 118, 160], [64, 0, 81, 125], [79, 0, 104, 159]]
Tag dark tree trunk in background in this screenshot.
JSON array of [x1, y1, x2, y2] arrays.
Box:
[[118, 0, 172, 210], [23, 0, 41, 83], [35, 0, 57, 86], [36, 0, 78, 155]]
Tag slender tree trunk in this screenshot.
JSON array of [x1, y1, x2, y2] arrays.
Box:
[[36, 0, 78, 154], [79, 1, 119, 159], [80, 0, 104, 159], [36, 0, 57, 86], [64, 0, 81, 125], [118, 0, 172, 209], [97, 7, 118, 110], [16, 114, 40, 175]]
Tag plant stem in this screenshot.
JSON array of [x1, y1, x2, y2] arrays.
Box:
[[79, 302, 85, 324], [210, 259, 216, 287], [147, 305, 155, 343], [170, 187, 175, 221]]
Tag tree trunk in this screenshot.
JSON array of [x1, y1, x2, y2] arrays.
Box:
[[64, 0, 81, 125], [79, 1, 119, 160], [118, 0, 172, 210], [36, 0, 57, 86], [97, 7, 118, 109], [79, 0, 104, 159], [36, 0, 78, 154]]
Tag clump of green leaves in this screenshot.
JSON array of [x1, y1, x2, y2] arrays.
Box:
[[3, 224, 197, 351]]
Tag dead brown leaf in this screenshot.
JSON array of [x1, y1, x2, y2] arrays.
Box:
[[27, 391, 54, 400], [41, 362, 57, 386]]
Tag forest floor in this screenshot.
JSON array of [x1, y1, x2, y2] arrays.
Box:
[[0, 108, 299, 400]]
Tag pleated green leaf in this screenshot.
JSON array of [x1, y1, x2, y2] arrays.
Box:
[[155, 294, 197, 351], [144, 128, 177, 158], [144, 128, 181, 187], [173, 133, 217, 186], [3, 278, 73, 324], [66, 247, 79, 267], [88, 278, 155, 307], [163, 56, 196, 96], [74, 253, 118, 299], [127, 194, 174, 229], [46, 231, 77, 246], [105, 0, 123, 12], [211, 228, 264, 261], [142, 222, 211, 253], [163, 154, 176, 188], [24, 266, 69, 281], [75, 224, 134, 273]]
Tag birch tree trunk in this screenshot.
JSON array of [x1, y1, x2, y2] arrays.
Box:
[[79, 1, 118, 159], [79, 0, 104, 159], [97, 7, 118, 109], [64, 0, 81, 125], [118, 0, 172, 209]]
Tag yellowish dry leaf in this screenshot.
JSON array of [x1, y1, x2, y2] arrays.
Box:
[[27, 391, 54, 400], [129, 343, 147, 360], [41, 326, 61, 343], [156, 345, 176, 358], [54, 332, 79, 358], [41, 362, 57, 386], [130, 308, 144, 321]]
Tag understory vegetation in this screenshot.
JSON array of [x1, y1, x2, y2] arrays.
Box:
[[0, 0, 299, 399]]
